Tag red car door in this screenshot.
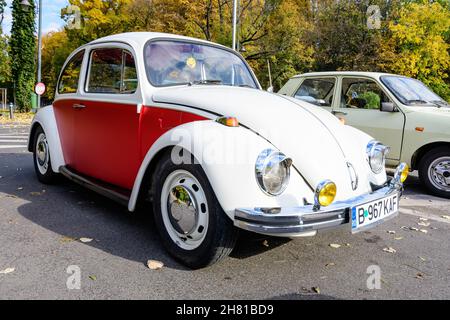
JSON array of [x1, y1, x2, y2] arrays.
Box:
[[73, 47, 141, 190], [53, 50, 85, 167]]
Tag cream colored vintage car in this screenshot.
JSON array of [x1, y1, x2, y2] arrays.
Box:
[[280, 72, 450, 198]]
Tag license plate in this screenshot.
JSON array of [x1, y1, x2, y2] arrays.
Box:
[[351, 193, 399, 232]]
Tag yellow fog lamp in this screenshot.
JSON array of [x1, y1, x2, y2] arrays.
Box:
[[394, 163, 409, 184], [314, 180, 337, 211]]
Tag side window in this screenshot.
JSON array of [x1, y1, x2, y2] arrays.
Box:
[[87, 48, 138, 94], [58, 50, 85, 94], [294, 78, 335, 107], [341, 78, 390, 109]]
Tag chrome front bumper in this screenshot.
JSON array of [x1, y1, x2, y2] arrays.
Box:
[[234, 180, 403, 237]]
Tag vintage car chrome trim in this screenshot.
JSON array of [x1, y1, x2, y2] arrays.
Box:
[[234, 180, 402, 237]]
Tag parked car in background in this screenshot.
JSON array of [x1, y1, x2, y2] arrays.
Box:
[[280, 72, 450, 199], [29, 34, 408, 268]]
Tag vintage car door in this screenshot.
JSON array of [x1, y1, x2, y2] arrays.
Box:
[[334, 76, 406, 161], [291, 77, 337, 114], [73, 45, 142, 190], [53, 49, 86, 167]]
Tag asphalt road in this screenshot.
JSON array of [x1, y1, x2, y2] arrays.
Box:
[[0, 124, 449, 300]]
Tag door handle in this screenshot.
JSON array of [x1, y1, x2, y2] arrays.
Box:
[[332, 110, 347, 116], [73, 104, 86, 109]]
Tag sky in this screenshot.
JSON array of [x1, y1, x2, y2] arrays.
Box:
[[2, 0, 69, 35]]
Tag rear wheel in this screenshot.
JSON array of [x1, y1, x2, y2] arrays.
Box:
[[418, 147, 450, 199], [151, 151, 238, 269], [33, 126, 58, 184]]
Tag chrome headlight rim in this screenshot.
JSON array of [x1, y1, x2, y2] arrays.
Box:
[[366, 140, 389, 174], [255, 149, 292, 196]]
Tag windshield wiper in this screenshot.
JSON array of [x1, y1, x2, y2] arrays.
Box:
[[192, 79, 223, 85], [430, 100, 450, 108], [406, 99, 439, 107]]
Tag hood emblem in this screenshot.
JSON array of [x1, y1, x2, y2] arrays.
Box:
[[347, 162, 359, 191]]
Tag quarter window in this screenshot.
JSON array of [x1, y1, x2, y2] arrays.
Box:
[[294, 78, 336, 107], [87, 48, 138, 94], [58, 50, 85, 94]]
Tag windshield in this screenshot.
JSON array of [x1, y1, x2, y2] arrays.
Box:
[[381, 76, 448, 107], [144, 40, 258, 88]]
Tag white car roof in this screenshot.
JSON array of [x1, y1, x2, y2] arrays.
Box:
[[292, 71, 400, 79], [88, 32, 229, 50]]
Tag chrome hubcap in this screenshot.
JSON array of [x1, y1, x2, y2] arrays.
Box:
[[161, 170, 209, 250], [428, 157, 450, 191], [36, 133, 49, 175]]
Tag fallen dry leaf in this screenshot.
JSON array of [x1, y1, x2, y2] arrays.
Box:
[[79, 238, 93, 243], [442, 215, 450, 220], [415, 273, 424, 280], [0, 267, 15, 274], [89, 275, 97, 281], [419, 229, 428, 234], [394, 237, 404, 240], [312, 287, 321, 294], [147, 260, 164, 270], [410, 227, 419, 231], [383, 247, 396, 254], [16, 187, 23, 191], [262, 240, 269, 247], [419, 218, 429, 222], [418, 222, 430, 227], [418, 256, 426, 262], [387, 230, 396, 234], [329, 243, 341, 249], [59, 236, 75, 243], [345, 243, 351, 247], [325, 263, 336, 267]]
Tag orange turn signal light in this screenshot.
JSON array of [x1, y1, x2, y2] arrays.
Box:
[[415, 127, 425, 132], [216, 116, 239, 127]]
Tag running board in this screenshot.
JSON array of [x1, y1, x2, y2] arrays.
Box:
[[59, 166, 130, 206]]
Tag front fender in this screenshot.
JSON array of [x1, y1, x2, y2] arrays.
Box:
[[128, 120, 312, 219], [28, 106, 65, 173]]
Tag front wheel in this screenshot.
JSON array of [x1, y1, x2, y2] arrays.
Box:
[[418, 147, 450, 199], [151, 152, 238, 269]]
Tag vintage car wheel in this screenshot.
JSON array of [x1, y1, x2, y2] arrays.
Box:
[[151, 152, 238, 269], [419, 147, 450, 199], [33, 126, 58, 184]]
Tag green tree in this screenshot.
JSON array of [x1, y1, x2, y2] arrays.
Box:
[[10, 0, 36, 111], [0, 0, 10, 84], [383, 1, 450, 101]]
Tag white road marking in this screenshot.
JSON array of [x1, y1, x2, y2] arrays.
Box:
[[0, 140, 27, 143], [0, 145, 27, 149]]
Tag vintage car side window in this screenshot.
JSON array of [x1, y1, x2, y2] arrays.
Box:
[[341, 78, 390, 109], [87, 48, 138, 94], [58, 50, 85, 94], [294, 78, 335, 107]]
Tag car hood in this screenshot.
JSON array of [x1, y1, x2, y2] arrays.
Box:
[[153, 86, 373, 199]]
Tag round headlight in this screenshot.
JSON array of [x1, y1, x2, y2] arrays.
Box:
[[366, 141, 389, 174], [255, 149, 292, 196]]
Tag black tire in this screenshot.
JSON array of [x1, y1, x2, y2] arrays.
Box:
[[418, 147, 450, 199], [32, 126, 58, 184], [151, 151, 238, 269]]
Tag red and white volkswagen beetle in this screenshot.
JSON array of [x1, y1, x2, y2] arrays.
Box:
[[28, 32, 408, 268]]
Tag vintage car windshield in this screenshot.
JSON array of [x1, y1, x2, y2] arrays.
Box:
[[144, 40, 257, 88], [381, 76, 449, 107]]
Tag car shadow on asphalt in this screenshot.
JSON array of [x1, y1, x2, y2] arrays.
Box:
[[0, 153, 292, 271]]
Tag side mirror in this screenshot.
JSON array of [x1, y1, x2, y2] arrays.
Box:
[[381, 102, 396, 112], [267, 86, 274, 93]]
